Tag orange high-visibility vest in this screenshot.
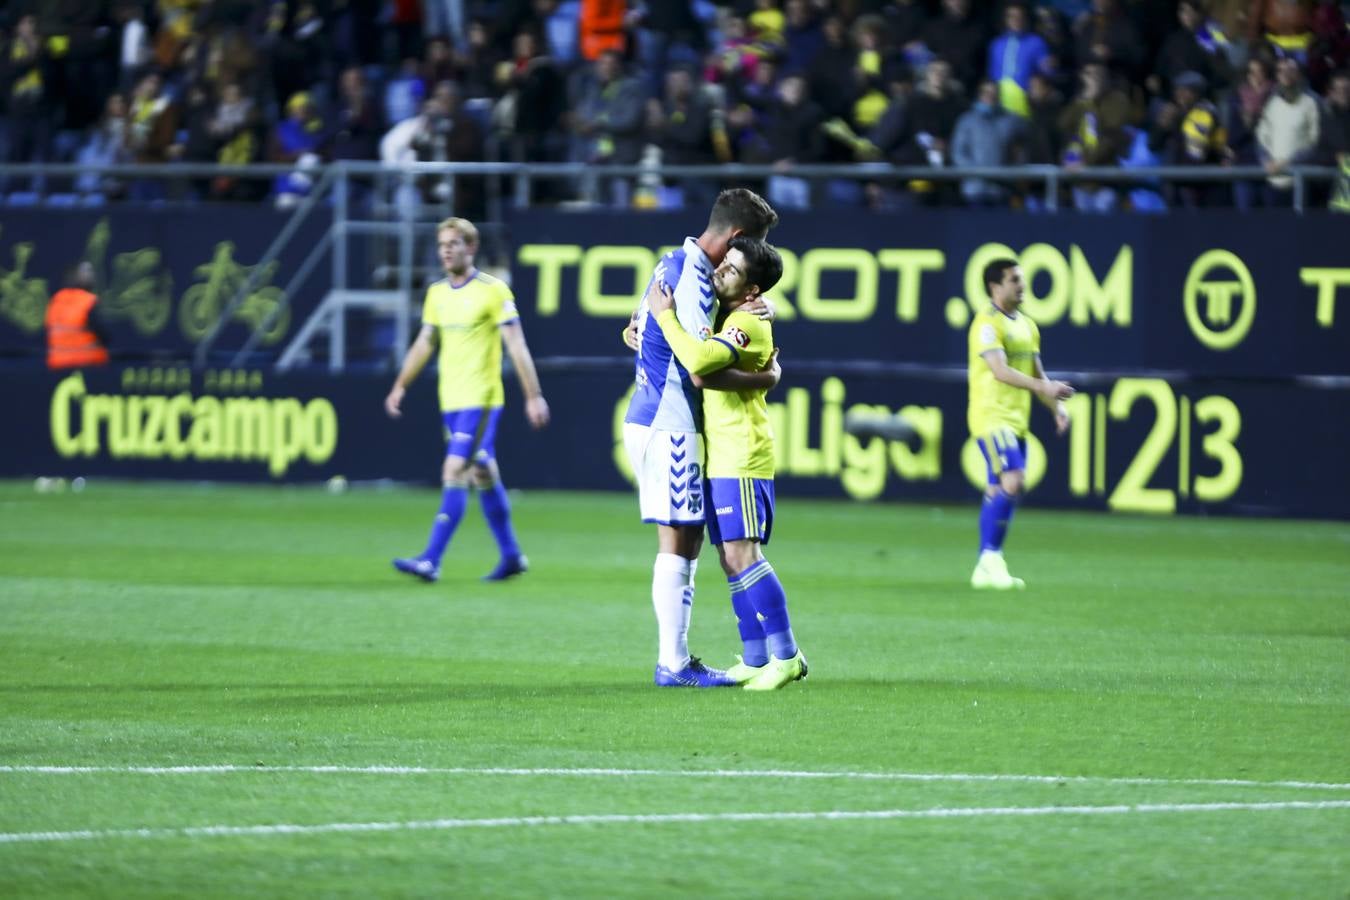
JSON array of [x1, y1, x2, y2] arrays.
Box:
[[580, 0, 626, 60], [46, 288, 109, 369]]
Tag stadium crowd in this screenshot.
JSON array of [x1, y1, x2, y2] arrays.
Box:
[[1, 0, 1348, 211]]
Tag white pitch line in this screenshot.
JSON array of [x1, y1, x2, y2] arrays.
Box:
[[2, 800, 1348, 846], [1, 765, 1348, 792]]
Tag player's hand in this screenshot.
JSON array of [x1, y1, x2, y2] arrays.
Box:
[[1055, 404, 1070, 436], [649, 279, 676, 315], [1039, 379, 1074, 403], [764, 348, 781, 388], [525, 395, 550, 429], [384, 384, 405, 418], [740, 296, 777, 321], [622, 310, 640, 352]]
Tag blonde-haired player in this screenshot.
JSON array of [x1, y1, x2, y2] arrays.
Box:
[[385, 218, 549, 582]]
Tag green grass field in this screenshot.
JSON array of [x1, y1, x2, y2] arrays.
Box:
[[0, 480, 1347, 897]]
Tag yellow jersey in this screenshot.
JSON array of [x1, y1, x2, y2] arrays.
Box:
[[421, 270, 519, 411], [656, 308, 775, 479], [968, 304, 1040, 437]]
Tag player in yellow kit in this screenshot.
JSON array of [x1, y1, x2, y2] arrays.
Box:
[[650, 236, 807, 691], [384, 218, 550, 583], [968, 258, 1073, 589]]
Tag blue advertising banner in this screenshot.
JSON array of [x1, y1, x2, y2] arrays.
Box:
[[508, 210, 1350, 377], [0, 207, 331, 362], [2, 364, 1346, 520]]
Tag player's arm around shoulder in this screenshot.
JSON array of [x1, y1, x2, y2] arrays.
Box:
[[385, 323, 438, 418], [645, 277, 731, 376]]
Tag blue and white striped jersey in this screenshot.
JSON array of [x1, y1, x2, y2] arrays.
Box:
[[624, 237, 717, 432]]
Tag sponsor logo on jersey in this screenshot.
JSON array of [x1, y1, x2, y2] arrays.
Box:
[[715, 506, 733, 515], [726, 327, 750, 349]]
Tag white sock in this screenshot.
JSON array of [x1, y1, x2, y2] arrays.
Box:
[[653, 553, 693, 670]]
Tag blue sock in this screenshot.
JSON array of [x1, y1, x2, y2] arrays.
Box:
[[479, 480, 522, 560], [979, 490, 1017, 552], [737, 560, 797, 661], [421, 485, 468, 564], [727, 576, 768, 666]]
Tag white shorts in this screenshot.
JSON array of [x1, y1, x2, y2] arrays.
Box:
[[623, 423, 705, 526]]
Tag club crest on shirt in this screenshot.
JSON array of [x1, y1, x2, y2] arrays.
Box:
[[725, 326, 750, 349], [980, 324, 997, 345]]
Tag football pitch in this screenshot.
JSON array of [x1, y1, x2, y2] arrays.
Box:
[[0, 480, 1346, 897]]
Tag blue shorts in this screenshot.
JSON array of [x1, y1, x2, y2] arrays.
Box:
[[976, 427, 1027, 485], [441, 407, 502, 463], [706, 477, 775, 546]]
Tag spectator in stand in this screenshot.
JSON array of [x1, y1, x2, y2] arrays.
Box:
[[498, 30, 566, 184], [808, 16, 858, 122], [1033, 6, 1077, 97], [1257, 57, 1321, 205], [988, 2, 1049, 118], [1321, 69, 1350, 210], [1074, 0, 1143, 82], [1318, 69, 1350, 163], [207, 80, 261, 201], [423, 37, 457, 87], [896, 59, 965, 204], [1022, 72, 1066, 164], [643, 65, 718, 205], [384, 58, 426, 126], [1153, 0, 1233, 98], [1150, 70, 1228, 207], [456, 21, 507, 101], [167, 81, 221, 200], [1225, 56, 1274, 208], [1058, 61, 1135, 211], [271, 91, 325, 208], [906, 59, 965, 165], [727, 56, 782, 153], [782, 0, 824, 75], [76, 93, 131, 201], [870, 69, 915, 165], [1017, 72, 1066, 209], [3, 14, 52, 170], [573, 49, 645, 206], [753, 72, 827, 209], [920, 0, 987, 89], [327, 66, 383, 162], [952, 78, 1022, 205], [417, 80, 486, 201], [126, 72, 177, 165]]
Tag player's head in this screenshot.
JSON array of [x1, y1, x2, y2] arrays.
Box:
[[703, 189, 779, 264], [714, 236, 783, 309], [437, 217, 478, 276], [983, 258, 1024, 309]]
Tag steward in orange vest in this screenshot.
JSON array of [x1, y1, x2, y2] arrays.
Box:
[[45, 261, 109, 369]]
